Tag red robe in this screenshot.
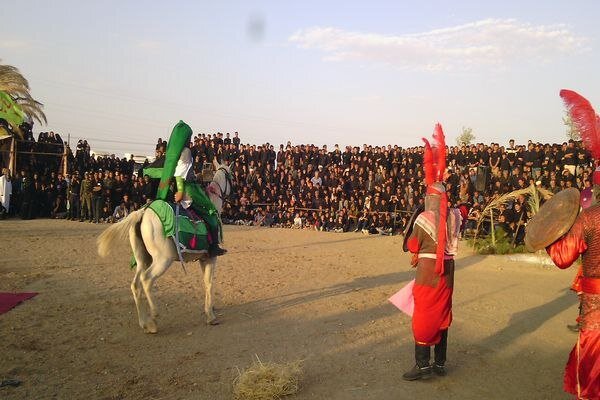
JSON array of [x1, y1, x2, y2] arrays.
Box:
[[547, 206, 600, 400], [406, 210, 459, 346]]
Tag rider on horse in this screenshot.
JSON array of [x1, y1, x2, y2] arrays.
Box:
[[157, 121, 227, 257]]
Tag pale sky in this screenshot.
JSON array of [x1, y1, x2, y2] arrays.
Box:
[[2, 0, 599, 156]]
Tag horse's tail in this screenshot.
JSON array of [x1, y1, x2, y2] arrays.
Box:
[[97, 208, 146, 257]]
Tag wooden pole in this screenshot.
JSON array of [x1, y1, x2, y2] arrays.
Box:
[[62, 143, 68, 176], [511, 211, 523, 247], [9, 136, 16, 175], [490, 208, 495, 247]]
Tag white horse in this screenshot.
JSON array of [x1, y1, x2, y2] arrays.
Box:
[[97, 162, 232, 333]]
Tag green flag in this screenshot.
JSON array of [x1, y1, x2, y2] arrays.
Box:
[[0, 91, 26, 130]]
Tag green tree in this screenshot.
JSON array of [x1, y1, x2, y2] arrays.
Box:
[[563, 112, 581, 141], [456, 126, 475, 146]]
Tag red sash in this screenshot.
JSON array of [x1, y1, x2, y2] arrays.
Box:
[[581, 277, 600, 294]]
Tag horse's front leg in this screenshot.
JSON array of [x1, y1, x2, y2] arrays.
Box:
[[200, 257, 218, 325]]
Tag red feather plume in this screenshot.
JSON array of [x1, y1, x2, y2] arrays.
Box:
[[422, 138, 435, 185], [433, 123, 447, 181], [560, 89, 600, 159], [422, 123, 449, 275]]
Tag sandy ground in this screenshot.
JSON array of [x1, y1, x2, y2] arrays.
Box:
[[0, 219, 580, 400]]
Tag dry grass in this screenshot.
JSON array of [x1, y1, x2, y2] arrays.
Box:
[[475, 183, 554, 238], [233, 356, 303, 400]]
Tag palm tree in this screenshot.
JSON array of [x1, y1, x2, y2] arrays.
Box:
[[0, 60, 46, 139]]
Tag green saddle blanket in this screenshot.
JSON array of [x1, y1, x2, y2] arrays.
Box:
[[148, 199, 209, 252]]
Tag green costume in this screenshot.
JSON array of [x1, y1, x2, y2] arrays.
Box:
[[150, 121, 222, 247]]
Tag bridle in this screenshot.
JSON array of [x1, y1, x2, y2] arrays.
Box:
[[211, 166, 233, 201]]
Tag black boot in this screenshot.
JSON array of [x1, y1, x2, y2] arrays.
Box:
[[402, 344, 432, 381], [433, 329, 448, 376], [208, 227, 227, 257], [208, 244, 227, 257]]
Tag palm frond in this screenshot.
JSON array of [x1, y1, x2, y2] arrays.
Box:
[[0, 60, 46, 126], [0, 66, 30, 94], [475, 184, 554, 238], [13, 96, 47, 124]]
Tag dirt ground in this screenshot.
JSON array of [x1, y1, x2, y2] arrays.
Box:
[[0, 219, 579, 399]]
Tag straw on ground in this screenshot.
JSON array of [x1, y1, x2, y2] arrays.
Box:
[[233, 356, 302, 400]]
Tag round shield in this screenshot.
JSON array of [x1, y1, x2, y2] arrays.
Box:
[[524, 188, 580, 252], [402, 204, 424, 252]]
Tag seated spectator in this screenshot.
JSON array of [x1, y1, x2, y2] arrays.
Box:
[[110, 202, 130, 223], [51, 195, 67, 219], [292, 213, 303, 228]]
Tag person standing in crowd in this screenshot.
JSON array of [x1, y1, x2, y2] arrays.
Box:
[[563, 140, 578, 176], [91, 172, 104, 223], [66, 174, 81, 220], [0, 168, 12, 216], [80, 172, 93, 222], [19, 171, 34, 220]]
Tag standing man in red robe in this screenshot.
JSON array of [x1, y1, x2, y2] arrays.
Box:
[[402, 124, 462, 381], [526, 90, 600, 399], [545, 199, 600, 399]]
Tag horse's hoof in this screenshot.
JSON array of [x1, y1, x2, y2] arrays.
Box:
[[143, 320, 158, 334], [207, 317, 220, 326]]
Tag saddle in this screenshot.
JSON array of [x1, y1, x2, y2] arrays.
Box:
[[147, 199, 210, 253]]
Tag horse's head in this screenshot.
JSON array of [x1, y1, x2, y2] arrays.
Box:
[[211, 161, 233, 200]]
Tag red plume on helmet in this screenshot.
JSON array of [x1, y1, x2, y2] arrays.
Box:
[[422, 123, 448, 275], [560, 89, 600, 159], [433, 123, 447, 182], [422, 138, 435, 186], [560, 89, 600, 187], [422, 123, 447, 188]]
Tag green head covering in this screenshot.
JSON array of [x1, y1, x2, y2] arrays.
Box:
[[156, 120, 193, 200]]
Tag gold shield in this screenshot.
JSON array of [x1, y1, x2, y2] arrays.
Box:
[[524, 188, 580, 252]]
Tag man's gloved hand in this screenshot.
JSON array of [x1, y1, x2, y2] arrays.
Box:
[[174, 191, 184, 203]]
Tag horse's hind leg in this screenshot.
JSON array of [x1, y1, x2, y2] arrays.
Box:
[[129, 225, 151, 330], [200, 257, 218, 325], [139, 256, 172, 333], [131, 265, 146, 329]]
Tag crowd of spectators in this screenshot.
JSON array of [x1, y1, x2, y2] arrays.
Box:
[[1, 130, 594, 245], [2, 132, 140, 222], [219, 138, 593, 245]]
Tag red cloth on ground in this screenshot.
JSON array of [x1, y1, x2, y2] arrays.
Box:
[[564, 329, 600, 400], [412, 277, 453, 346], [0, 292, 38, 315]]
